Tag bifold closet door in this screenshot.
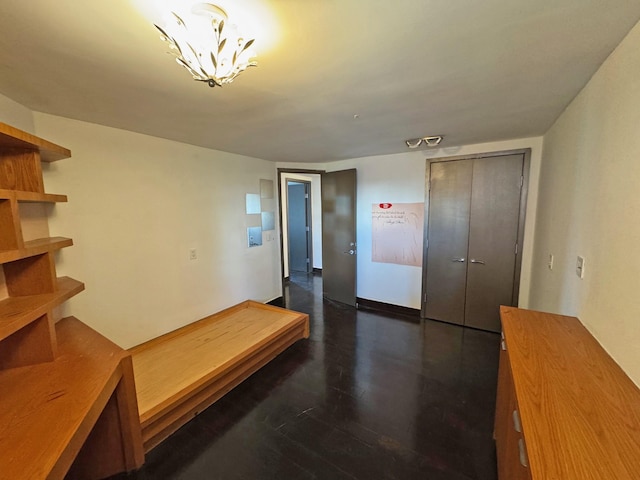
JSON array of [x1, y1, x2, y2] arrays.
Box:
[[464, 155, 522, 332], [424, 159, 473, 325], [424, 154, 523, 332]]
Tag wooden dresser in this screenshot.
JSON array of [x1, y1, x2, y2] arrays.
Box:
[[495, 306, 640, 480]]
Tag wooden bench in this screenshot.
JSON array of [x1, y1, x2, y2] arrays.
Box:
[[130, 300, 309, 452]]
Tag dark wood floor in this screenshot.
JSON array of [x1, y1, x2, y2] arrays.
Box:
[[110, 272, 500, 480]]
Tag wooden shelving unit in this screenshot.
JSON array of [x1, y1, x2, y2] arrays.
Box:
[[0, 121, 143, 479]]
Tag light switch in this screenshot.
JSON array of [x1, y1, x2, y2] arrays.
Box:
[[548, 254, 554, 270], [576, 255, 585, 278]]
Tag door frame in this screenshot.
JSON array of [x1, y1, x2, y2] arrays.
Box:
[[286, 180, 313, 273], [420, 148, 531, 319], [277, 168, 325, 298]]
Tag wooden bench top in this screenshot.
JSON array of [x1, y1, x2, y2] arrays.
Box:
[[130, 301, 309, 423]]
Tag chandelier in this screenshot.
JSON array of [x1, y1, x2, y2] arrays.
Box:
[[155, 3, 257, 88]]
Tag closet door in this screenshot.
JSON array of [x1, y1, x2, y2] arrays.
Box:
[[424, 160, 473, 325], [464, 155, 523, 332], [423, 153, 525, 332]]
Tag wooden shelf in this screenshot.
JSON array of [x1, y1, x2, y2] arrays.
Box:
[[0, 122, 70, 162], [0, 276, 84, 343], [0, 236, 73, 264], [0, 317, 143, 480], [0, 188, 68, 203]]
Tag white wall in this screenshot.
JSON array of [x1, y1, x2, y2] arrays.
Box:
[[0, 93, 35, 133], [33, 113, 281, 348], [529, 20, 640, 385], [280, 136, 542, 310], [309, 175, 322, 269], [279, 172, 322, 277]]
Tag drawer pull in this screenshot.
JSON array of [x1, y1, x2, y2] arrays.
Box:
[[518, 438, 529, 468], [512, 409, 522, 433]]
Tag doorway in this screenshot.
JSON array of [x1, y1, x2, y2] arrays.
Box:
[[287, 181, 312, 273], [278, 169, 358, 307], [279, 171, 323, 282], [421, 150, 530, 332]]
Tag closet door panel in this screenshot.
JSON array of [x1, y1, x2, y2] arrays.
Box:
[[464, 155, 523, 332], [425, 160, 473, 325]]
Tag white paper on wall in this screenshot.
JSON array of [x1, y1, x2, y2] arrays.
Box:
[[372, 203, 424, 267]]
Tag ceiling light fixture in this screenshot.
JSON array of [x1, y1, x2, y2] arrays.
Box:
[[405, 136, 444, 148], [155, 3, 257, 88]]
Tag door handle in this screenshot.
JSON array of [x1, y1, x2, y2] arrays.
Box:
[[451, 258, 466, 263], [470, 259, 485, 265], [343, 249, 356, 255], [518, 439, 528, 468], [512, 409, 522, 433]]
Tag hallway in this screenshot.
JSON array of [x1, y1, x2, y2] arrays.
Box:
[[112, 273, 500, 479]]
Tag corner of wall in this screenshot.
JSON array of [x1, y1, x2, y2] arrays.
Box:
[[528, 18, 640, 385], [0, 93, 35, 133]]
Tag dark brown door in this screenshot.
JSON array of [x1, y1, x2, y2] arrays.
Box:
[[423, 153, 524, 332], [424, 159, 473, 325], [464, 155, 523, 331], [322, 169, 357, 306]]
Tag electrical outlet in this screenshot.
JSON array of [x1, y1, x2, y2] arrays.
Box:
[[548, 254, 554, 270], [189, 248, 197, 260], [576, 255, 585, 278]]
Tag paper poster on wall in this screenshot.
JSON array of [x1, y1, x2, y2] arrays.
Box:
[[372, 203, 424, 267]]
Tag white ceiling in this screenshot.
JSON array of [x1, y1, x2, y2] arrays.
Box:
[[1, 0, 639, 163]]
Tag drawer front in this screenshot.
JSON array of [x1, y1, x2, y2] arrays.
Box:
[[495, 338, 531, 480]]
